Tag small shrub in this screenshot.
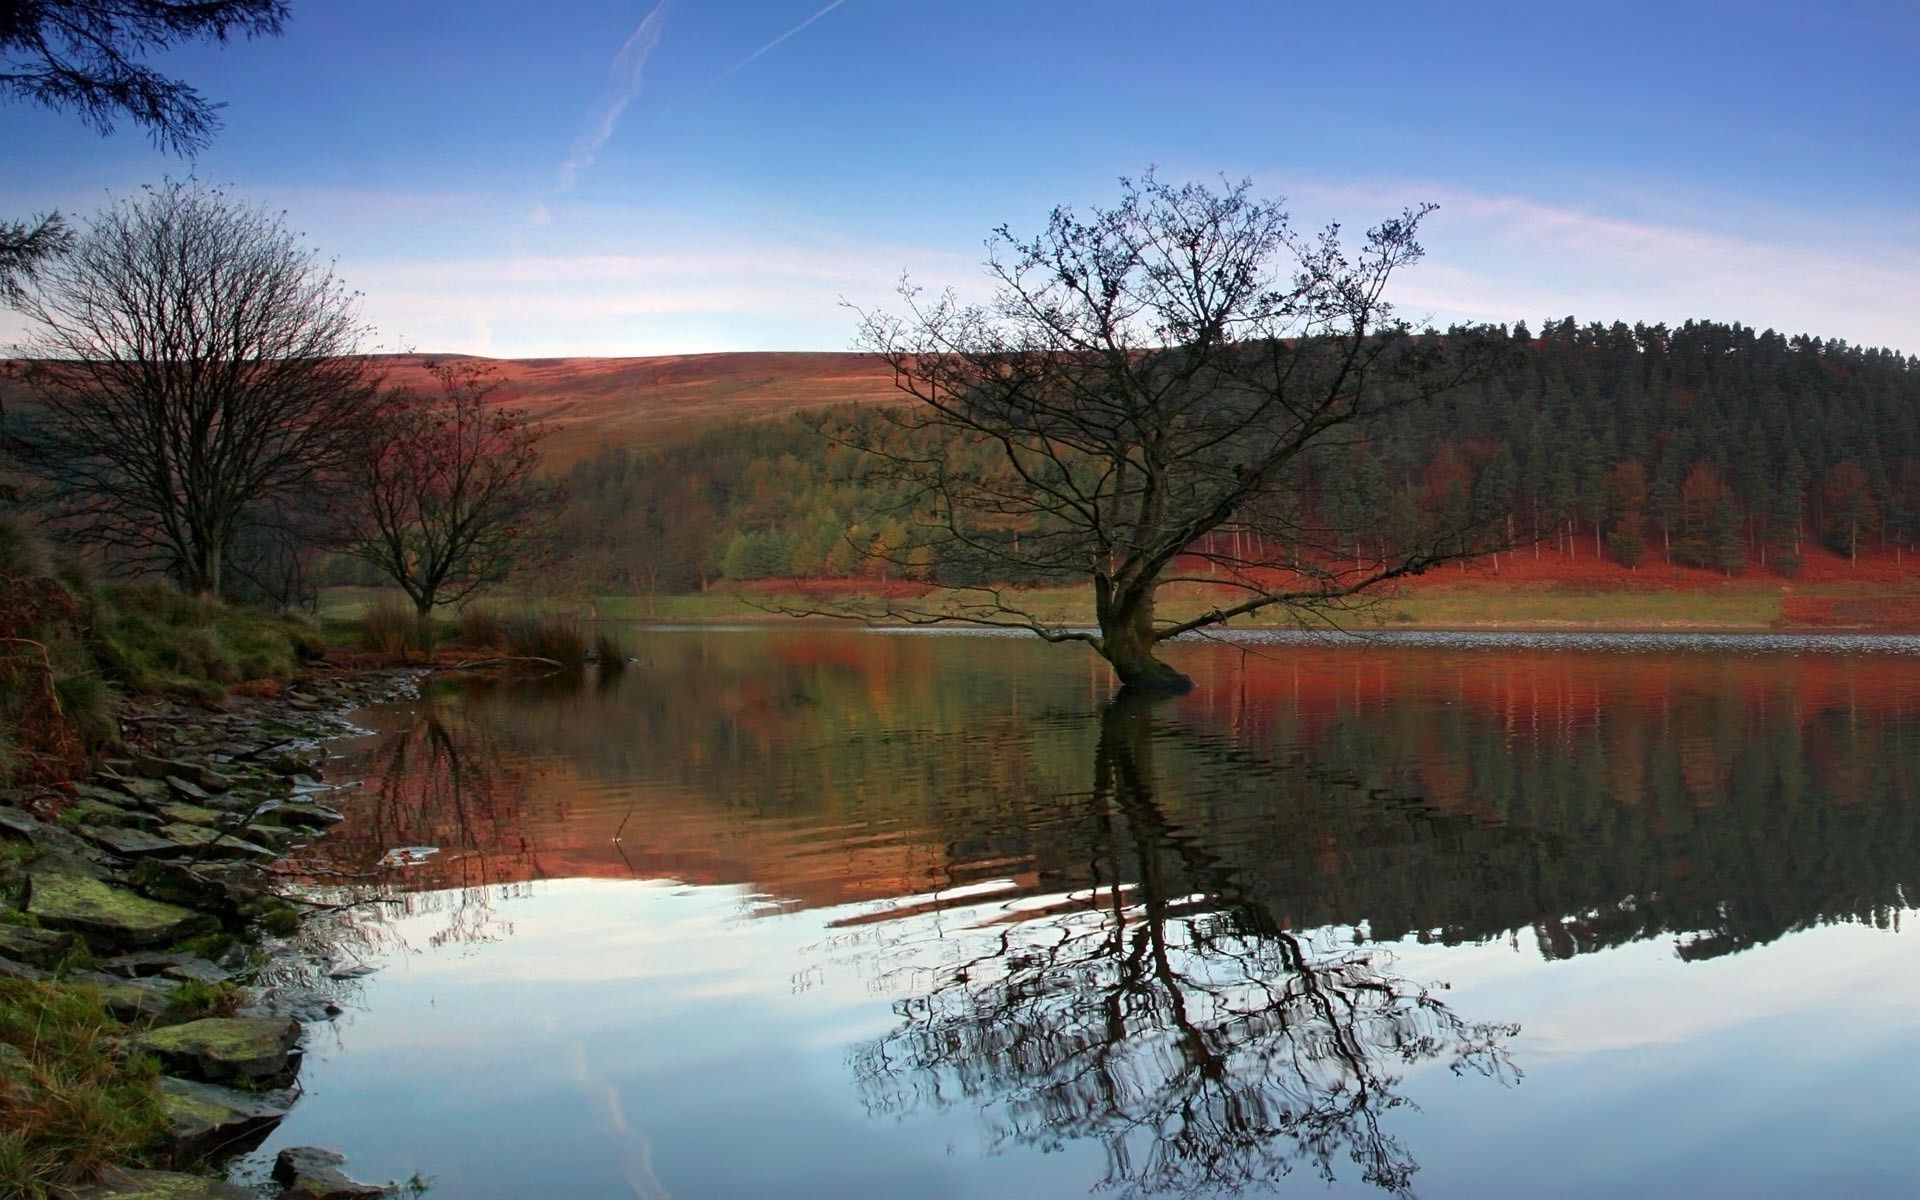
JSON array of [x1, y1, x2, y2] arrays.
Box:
[[500, 611, 587, 668], [592, 630, 627, 676], [0, 516, 51, 580], [456, 605, 508, 649], [360, 596, 426, 657]]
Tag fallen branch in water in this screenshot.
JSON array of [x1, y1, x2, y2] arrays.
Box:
[[429, 655, 565, 672]]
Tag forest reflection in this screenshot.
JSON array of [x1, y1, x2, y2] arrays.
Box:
[[303, 631, 1920, 969], [287, 630, 1920, 1195]]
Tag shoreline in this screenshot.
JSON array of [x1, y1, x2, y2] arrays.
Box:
[[0, 662, 424, 1199]]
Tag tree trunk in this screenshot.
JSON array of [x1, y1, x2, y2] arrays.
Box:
[[1097, 581, 1193, 693], [187, 534, 222, 598]]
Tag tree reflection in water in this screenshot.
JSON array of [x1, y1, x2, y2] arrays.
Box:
[[287, 695, 542, 958], [844, 695, 1519, 1198]]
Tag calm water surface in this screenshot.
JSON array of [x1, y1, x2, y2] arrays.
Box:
[[239, 629, 1920, 1198]]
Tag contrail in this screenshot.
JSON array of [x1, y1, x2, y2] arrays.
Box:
[[552, 1, 672, 200], [718, 0, 847, 79]]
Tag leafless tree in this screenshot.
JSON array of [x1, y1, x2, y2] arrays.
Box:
[[11, 180, 382, 597], [343, 361, 557, 622], [844, 172, 1510, 690]]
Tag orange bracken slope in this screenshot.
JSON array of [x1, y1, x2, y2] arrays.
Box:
[[373, 351, 901, 466]]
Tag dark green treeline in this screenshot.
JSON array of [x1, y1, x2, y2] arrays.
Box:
[[544, 319, 1920, 591]]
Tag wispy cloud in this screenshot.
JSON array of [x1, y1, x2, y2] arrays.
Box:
[[534, 1, 672, 224], [1271, 177, 1920, 354], [338, 232, 980, 356], [718, 0, 847, 80]]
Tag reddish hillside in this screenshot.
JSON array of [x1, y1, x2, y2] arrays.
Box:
[[374, 351, 901, 466]]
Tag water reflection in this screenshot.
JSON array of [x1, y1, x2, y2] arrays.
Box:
[[271, 630, 1920, 1198], [840, 696, 1518, 1197]]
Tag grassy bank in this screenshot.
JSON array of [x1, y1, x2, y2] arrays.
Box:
[[1, 564, 323, 789], [321, 578, 1920, 634], [0, 977, 169, 1194]]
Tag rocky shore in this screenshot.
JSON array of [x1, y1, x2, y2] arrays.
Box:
[[0, 666, 424, 1199]]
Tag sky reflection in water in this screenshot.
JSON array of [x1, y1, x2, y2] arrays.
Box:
[[241, 630, 1920, 1199]]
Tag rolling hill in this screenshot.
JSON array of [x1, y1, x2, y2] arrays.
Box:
[[372, 351, 901, 466]]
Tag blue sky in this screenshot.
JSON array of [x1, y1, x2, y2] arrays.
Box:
[[3, 0, 1915, 355]]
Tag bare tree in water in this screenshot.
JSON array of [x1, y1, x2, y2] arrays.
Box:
[[839, 172, 1512, 690], [844, 697, 1519, 1197]]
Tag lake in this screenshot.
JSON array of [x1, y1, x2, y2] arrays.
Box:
[[238, 628, 1920, 1198]]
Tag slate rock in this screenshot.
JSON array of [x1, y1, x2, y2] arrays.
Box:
[[165, 776, 213, 802], [256, 801, 345, 830], [129, 861, 260, 922], [71, 972, 179, 1021], [158, 1076, 293, 1160], [161, 957, 233, 985], [132, 755, 218, 784], [108, 776, 169, 805], [0, 954, 47, 981], [0, 922, 75, 967], [26, 866, 215, 947], [157, 823, 276, 862], [84, 825, 182, 858], [157, 802, 226, 827], [101, 951, 200, 979], [70, 799, 166, 830], [271, 1147, 386, 1200], [134, 1017, 301, 1085], [0, 805, 43, 841]]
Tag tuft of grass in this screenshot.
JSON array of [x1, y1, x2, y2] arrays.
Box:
[[0, 979, 167, 1198], [456, 605, 508, 649], [89, 582, 320, 701], [500, 611, 588, 668], [360, 595, 427, 658], [592, 630, 627, 676], [165, 979, 245, 1020]]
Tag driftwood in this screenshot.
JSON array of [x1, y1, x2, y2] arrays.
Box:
[[427, 655, 565, 673]]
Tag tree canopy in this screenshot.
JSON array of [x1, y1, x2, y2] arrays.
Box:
[[13, 180, 380, 599]]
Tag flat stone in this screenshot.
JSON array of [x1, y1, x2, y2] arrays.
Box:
[[134, 1017, 301, 1085], [127, 861, 259, 921], [132, 755, 218, 784], [101, 951, 197, 979], [85, 975, 179, 1021], [158, 1076, 293, 1160], [67, 784, 140, 810], [165, 776, 212, 802], [84, 825, 182, 858], [26, 866, 215, 948], [272, 1147, 385, 1200], [157, 802, 226, 827], [157, 823, 275, 862], [108, 776, 169, 804], [0, 805, 43, 841], [256, 801, 345, 830], [161, 957, 232, 985], [57, 1167, 258, 1199], [0, 922, 75, 966], [243, 822, 295, 846], [70, 799, 166, 830], [0, 954, 47, 981]]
